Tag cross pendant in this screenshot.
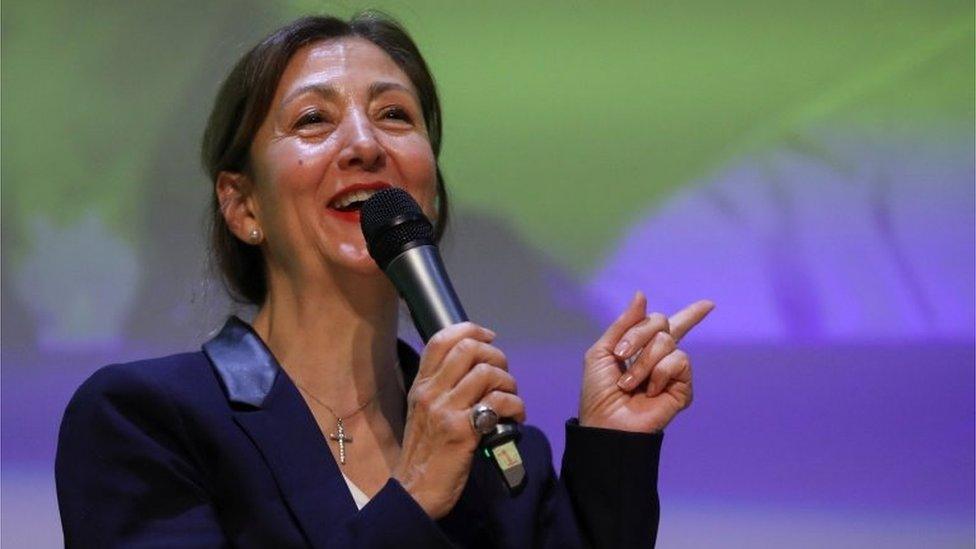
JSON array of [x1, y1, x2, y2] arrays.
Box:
[[329, 418, 353, 465]]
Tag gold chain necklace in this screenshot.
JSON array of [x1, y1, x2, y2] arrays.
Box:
[[292, 363, 398, 466], [295, 383, 377, 466]]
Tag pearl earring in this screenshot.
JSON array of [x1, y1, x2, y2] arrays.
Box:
[[248, 227, 262, 243]]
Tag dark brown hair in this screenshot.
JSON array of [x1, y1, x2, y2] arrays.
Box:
[[201, 13, 449, 305]]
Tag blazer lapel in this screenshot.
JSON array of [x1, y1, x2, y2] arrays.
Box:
[[233, 377, 356, 547], [204, 317, 355, 546]]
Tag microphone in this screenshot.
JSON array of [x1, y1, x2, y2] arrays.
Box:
[[360, 188, 525, 492]]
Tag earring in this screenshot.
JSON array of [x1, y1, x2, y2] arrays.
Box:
[[248, 227, 263, 244]]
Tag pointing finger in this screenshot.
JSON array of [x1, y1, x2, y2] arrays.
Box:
[[668, 300, 715, 343]]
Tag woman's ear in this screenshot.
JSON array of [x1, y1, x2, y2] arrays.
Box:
[[216, 171, 263, 244]]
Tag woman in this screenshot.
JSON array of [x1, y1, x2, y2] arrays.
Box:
[[55, 13, 713, 548]]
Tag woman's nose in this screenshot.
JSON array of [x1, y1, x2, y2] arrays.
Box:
[[336, 111, 384, 171]]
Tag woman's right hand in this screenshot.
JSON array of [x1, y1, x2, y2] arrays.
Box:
[[392, 322, 525, 519]]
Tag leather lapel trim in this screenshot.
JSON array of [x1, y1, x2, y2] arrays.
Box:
[[202, 316, 279, 407]]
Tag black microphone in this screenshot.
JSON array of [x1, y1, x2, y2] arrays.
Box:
[[360, 188, 525, 492]]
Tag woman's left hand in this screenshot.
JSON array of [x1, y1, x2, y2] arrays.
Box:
[[578, 291, 714, 433]]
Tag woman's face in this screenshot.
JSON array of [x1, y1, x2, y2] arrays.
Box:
[[244, 37, 437, 279]]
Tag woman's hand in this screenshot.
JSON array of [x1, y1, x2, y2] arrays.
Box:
[[578, 291, 714, 433], [392, 323, 524, 519]]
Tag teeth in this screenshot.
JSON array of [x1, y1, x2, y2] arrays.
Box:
[[332, 188, 380, 208]]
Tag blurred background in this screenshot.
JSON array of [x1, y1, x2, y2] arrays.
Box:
[[2, 1, 973, 546]]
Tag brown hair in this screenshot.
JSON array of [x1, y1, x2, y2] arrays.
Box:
[[201, 13, 449, 305]]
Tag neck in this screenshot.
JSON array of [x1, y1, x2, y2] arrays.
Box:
[[251, 265, 401, 412]]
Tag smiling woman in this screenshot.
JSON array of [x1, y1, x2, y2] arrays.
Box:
[[201, 14, 449, 305], [217, 37, 439, 287], [54, 12, 712, 548]]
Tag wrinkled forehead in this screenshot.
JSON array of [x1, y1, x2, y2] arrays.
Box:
[[273, 37, 418, 102]]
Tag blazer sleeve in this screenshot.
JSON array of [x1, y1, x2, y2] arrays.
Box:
[[536, 419, 663, 549], [55, 365, 229, 548], [323, 479, 456, 547]]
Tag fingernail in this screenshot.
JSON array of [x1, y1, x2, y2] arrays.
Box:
[[617, 374, 634, 389], [613, 340, 631, 358]]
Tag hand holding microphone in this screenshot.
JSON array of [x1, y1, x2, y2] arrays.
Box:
[[391, 322, 524, 518], [360, 188, 527, 517]]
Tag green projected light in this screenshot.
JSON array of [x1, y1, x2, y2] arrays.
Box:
[[2, 0, 972, 278]]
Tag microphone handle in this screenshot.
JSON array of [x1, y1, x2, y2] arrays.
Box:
[[385, 245, 467, 342], [385, 245, 526, 492]]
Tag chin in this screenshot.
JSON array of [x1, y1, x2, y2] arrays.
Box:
[[334, 242, 386, 275]]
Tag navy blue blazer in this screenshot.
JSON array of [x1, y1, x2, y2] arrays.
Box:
[[56, 317, 662, 547]]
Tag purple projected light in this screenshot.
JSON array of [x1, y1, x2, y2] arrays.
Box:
[[588, 137, 975, 342]]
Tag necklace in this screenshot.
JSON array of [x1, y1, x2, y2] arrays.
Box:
[[292, 362, 400, 466]]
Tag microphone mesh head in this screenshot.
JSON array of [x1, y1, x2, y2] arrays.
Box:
[[360, 188, 434, 269]]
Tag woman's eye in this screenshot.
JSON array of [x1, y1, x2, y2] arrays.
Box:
[[381, 107, 412, 123], [295, 110, 326, 128]]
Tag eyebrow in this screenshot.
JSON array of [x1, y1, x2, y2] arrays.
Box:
[[280, 81, 417, 108], [368, 81, 415, 100], [281, 84, 339, 108]]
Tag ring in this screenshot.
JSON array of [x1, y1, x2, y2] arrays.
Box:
[[469, 403, 499, 435]]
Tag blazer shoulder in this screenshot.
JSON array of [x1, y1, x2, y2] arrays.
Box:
[[66, 352, 215, 413], [58, 352, 224, 478]]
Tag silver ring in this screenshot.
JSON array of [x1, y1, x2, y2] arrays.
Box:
[[469, 403, 499, 435]]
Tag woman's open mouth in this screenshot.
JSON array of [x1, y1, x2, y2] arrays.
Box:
[[326, 183, 392, 220]]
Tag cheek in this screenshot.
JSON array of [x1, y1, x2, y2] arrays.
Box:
[[396, 140, 439, 214], [252, 141, 337, 247], [260, 140, 333, 191]]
